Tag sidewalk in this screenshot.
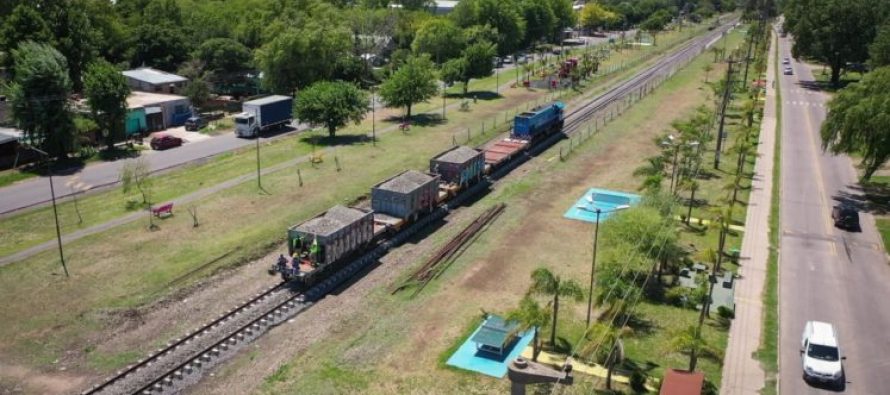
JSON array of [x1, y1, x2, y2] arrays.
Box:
[[719, 30, 777, 394]]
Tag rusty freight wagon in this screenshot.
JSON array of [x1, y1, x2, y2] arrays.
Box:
[[371, 170, 439, 231], [287, 205, 374, 268], [430, 146, 484, 199]]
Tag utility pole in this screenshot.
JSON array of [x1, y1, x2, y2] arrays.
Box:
[[255, 134, 263, 192], [29, 146, 69, 277]]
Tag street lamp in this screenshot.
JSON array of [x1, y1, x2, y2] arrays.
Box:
[[585, 203, 630, 327], [26, 145, 69, 278]]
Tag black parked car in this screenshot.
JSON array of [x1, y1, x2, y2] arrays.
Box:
[[184, 116, 207, 131], [831, 204, 860, 231]]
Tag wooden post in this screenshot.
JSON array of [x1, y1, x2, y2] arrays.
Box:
[[468, 127, 472, 142], [335, 155, 341, 172]]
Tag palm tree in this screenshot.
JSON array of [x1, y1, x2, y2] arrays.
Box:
[[703, 63, 714, 83], [670, 325, 723, 371], [634, 156, 666, 192], [681, 179, 699, 224], [581, 323, 624, 390], [530, 267, 585, 347], [506, 295, 551, 361]]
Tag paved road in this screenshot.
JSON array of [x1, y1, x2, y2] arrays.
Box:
[[778, 34, 890, 394], [0, 125, 310, 215]]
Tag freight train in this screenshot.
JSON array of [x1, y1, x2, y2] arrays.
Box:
[[270, 101, 566, 288]]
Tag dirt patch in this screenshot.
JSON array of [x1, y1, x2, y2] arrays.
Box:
[[0, 362, 87, 395]]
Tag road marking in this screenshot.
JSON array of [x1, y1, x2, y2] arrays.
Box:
[[798, 95, 836, 234]]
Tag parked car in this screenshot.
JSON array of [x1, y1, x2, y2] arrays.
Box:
[[783, 57, 791, 65], [800, 321, 845, 386], [831, 204, 860, 230], [150, 134, 183, 150], [784, 67, 794, 75], [184, 116, 207, 131], [502, 56, 513, 64], [517, 55, 529, 64]]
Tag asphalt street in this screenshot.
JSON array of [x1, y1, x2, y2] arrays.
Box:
[[778, 34, 890, 394]]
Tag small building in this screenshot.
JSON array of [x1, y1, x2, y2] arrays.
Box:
[[432, 0, 458, 14], [371, 170, 439, 220], [660, 369, 704, 395], [471, 315, 520, 356], [288, 205, 374, 266], [126, 91, 191, 132], [122, 67, 188, 94], [430, 145, 484, 187]]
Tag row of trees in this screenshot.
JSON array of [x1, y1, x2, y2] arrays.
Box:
[[783, 0, 890, 85], [799, 0, 890, 179]]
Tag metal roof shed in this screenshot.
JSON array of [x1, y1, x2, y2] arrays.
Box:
[[430, 146, 484, 186], [288, 205, 374, 266], [371, 170, 439, 220], [471, 315, 519, 356]]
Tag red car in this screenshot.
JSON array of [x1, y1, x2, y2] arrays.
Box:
[[150, 134, 183, 150]]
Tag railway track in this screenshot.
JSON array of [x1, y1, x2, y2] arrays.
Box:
[[80, 19, 736, 395]]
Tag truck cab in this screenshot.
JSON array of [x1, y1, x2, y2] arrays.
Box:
[[234, 112, 258, 138]]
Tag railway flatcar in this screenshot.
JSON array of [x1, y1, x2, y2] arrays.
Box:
[[274, 205, 374, 286], [371, 170, 440, 230], [430, 146, 485, 201]]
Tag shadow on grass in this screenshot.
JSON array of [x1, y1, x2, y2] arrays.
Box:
[[298, 133, 371, 147], [444, 91, 503, 101], [382, 113, 447, 127]]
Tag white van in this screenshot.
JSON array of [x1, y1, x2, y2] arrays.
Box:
[[800, 321, 845, 384]]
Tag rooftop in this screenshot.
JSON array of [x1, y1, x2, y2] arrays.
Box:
[[659, 369, 704, 395], [471, 315, 519, 349], [127, 91, 189, 109], [295, 205, 367, 236], [244, 95, 292, 106], [0, 127, 21, 145], [435, 146, 481, 164], [810, 321, 838, 346], [122, 67, 187, 85], [377, 170, 435, 193]]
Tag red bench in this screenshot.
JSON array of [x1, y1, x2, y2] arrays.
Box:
[[152, 203, 174, 218]]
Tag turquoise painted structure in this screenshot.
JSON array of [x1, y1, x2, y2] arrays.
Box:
[[563, 188, 641, 223], [126, 108, 147, 136], [445, 315, 535, 378]]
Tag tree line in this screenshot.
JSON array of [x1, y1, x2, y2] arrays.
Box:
[[1, 0, 726, 158], [782, 0, 890, 179]]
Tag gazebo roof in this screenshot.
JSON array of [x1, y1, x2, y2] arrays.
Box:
[[471, 315, 519, 349]]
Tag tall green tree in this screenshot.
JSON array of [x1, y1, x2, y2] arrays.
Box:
[[182, 76, 212, 111], [530, 267, 584, 347], [441, 41, 496, 95], [453, 0, 526, 56], [194, 38, 253, 74], [870, 23, 890, 68], [784, 0, 881, 85], [53, 0, 98, 92], [0, 4, 53, 71], [520, 0, 556, 47], [84, 59, 131, 151], [255, 22, 352, 94], [821, 67, 890, 180], [379, 54, 438, 118], [579, 3, 620, 32], [506, 295, 551, 362], [670, 325, 722, 371], [547, 0, 576, 43], [131, 23, 189, 71], [294, 81, 369, 138], [411, 18, 466, 63], [8, 42, 74, 159]]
